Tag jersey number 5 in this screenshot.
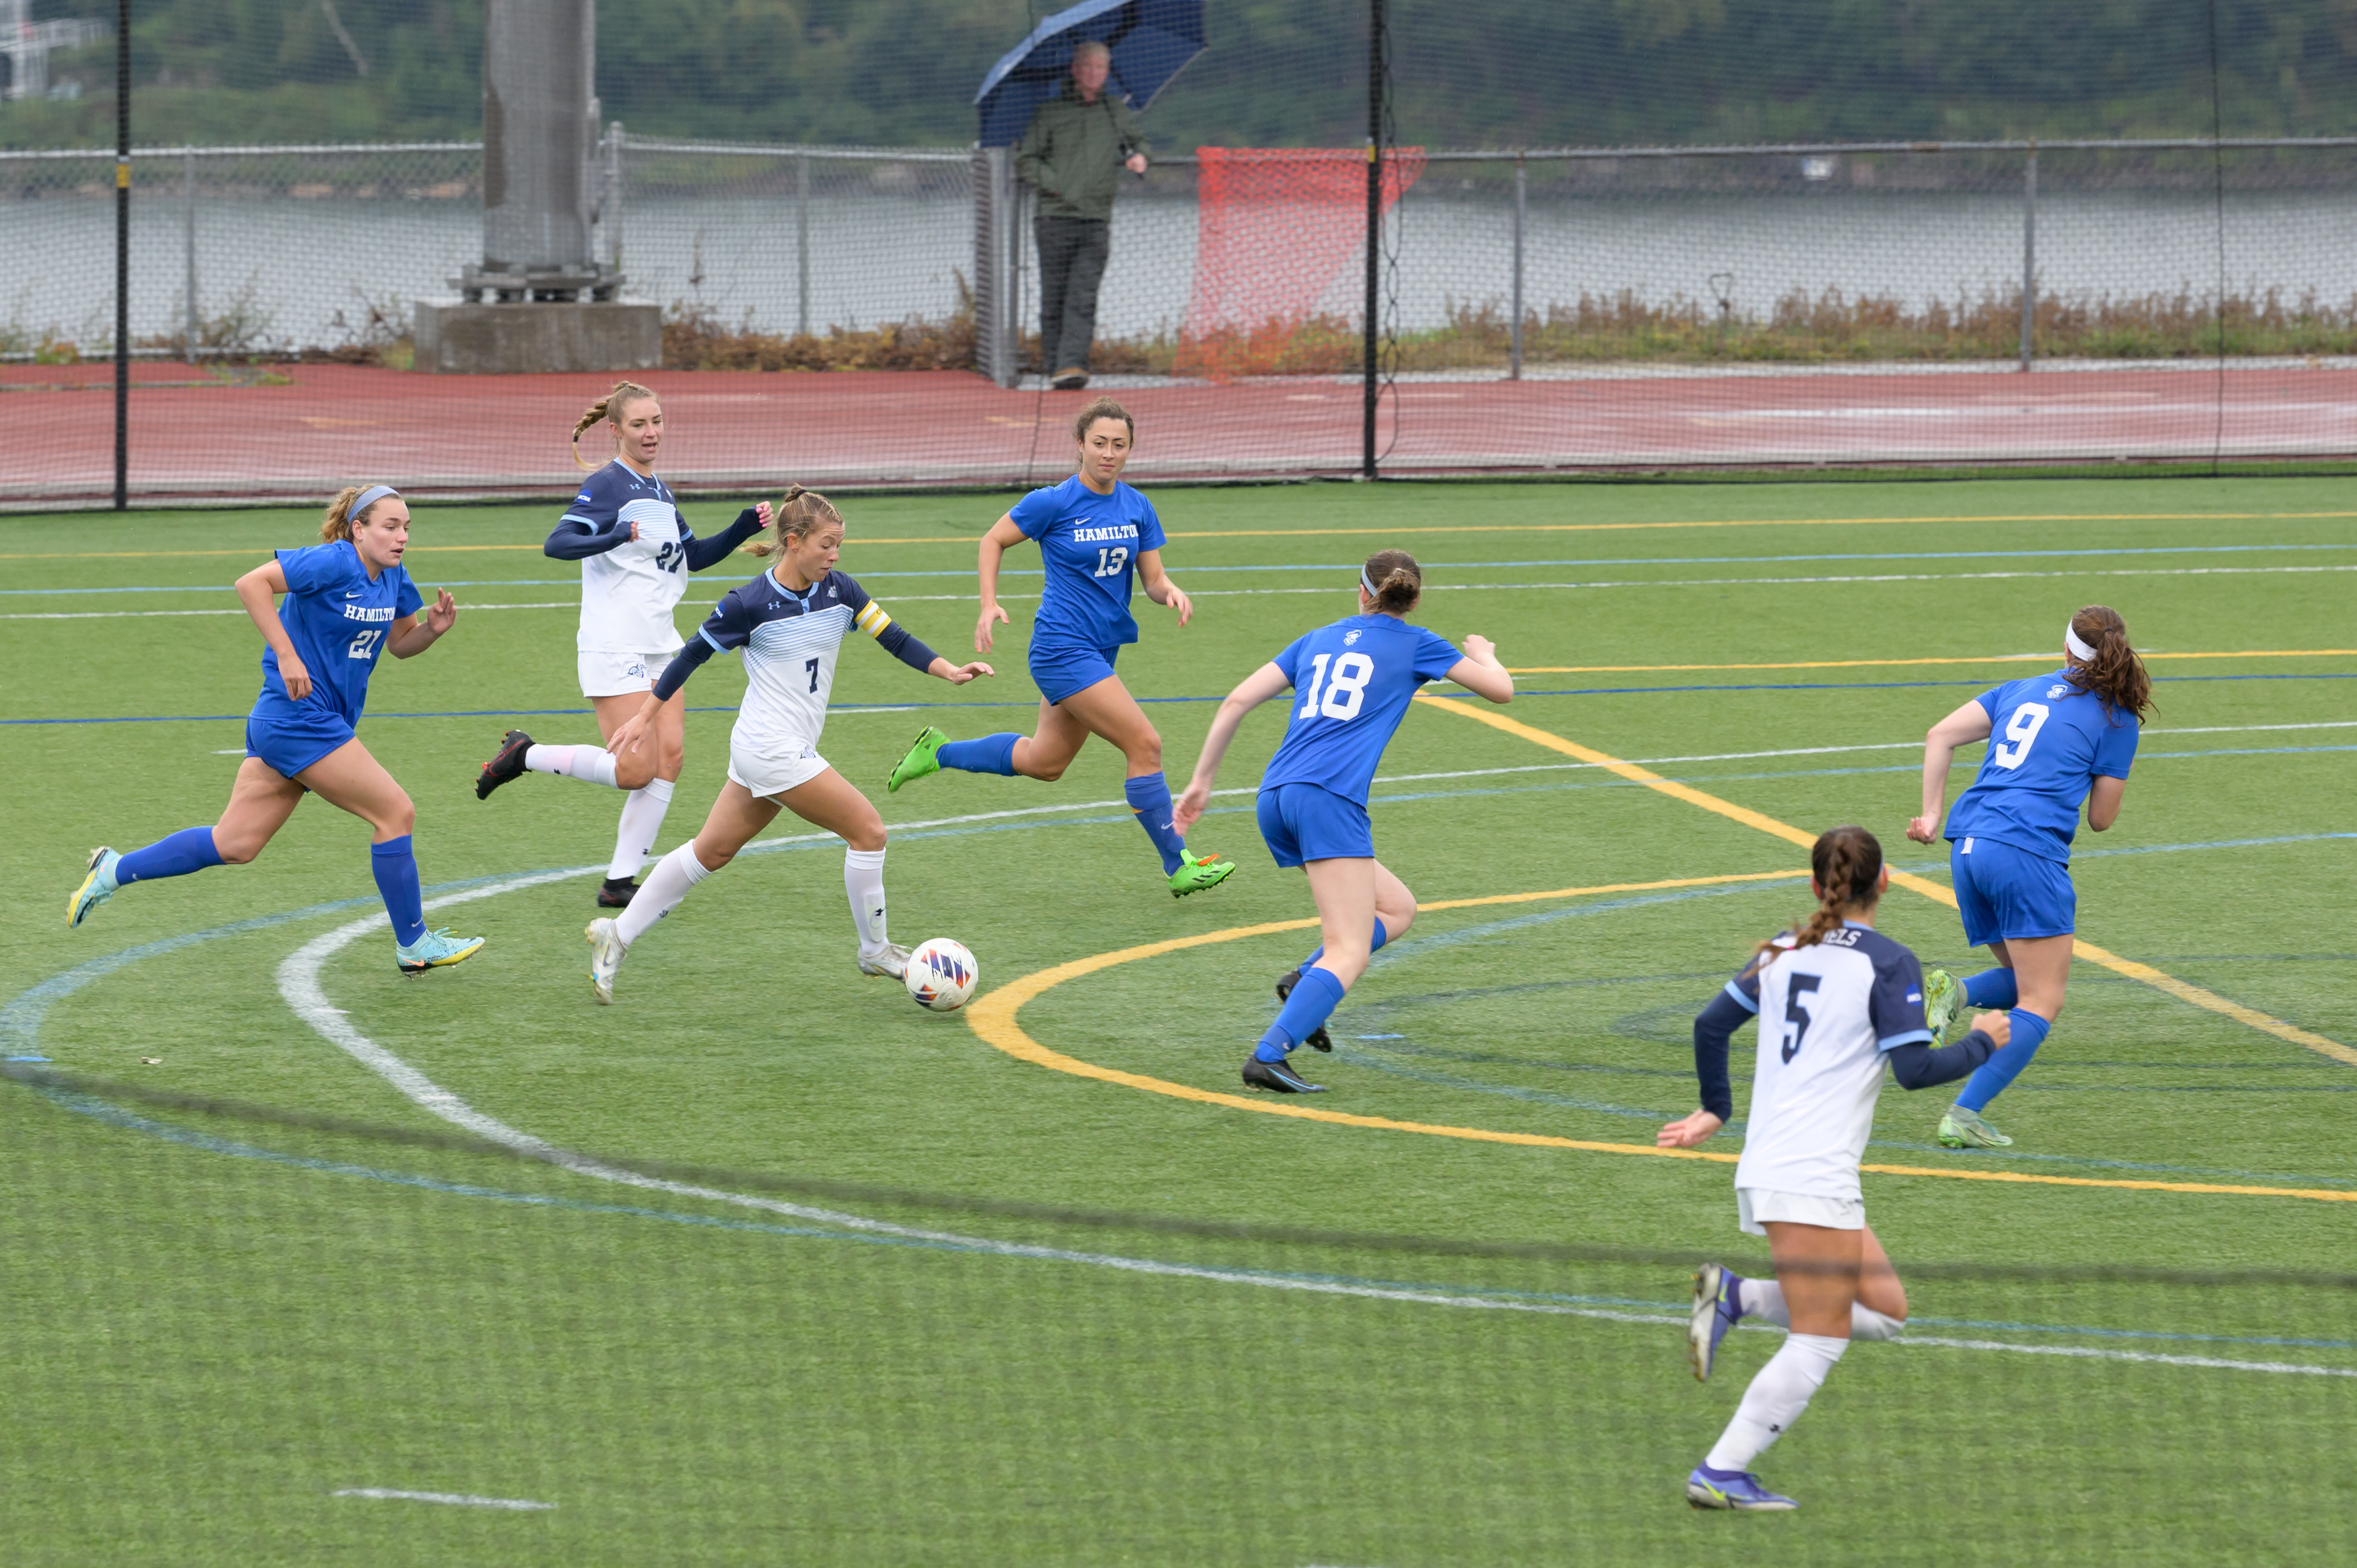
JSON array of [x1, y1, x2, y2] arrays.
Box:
[[346, 629, 381, 660], [1991, 702, 2049, 770], [1780, 974, 1820, 1064], [1297, 652, 1374, 720]]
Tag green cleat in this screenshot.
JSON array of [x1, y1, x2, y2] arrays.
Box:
[[1922, 966, 1964, 1044], [1937, 1105, 2014, 1149], [397, 927, 485, 976], [886, 726, 948, 793], [1168, 848, 1236, 898], [67, 846, 121, 929]]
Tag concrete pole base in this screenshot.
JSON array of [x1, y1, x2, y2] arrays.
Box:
[[413, 300, 661, 374]]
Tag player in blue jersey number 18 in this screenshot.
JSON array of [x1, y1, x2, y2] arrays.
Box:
[[1174, 551, 1513, 1093], [884, 398, 1234, 897], [1906, 605, 2149, 1150], [66, 486, 483, 974]]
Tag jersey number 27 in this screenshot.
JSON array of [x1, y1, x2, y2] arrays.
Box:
[[1298, 652, 1373, 720]]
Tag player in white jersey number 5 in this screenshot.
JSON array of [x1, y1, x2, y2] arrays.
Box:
[[1657, 826, 2010, 1513], [472, 381, 768, 909], [581, 488, 991, 1003]]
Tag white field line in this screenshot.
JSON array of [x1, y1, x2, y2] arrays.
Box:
[[269, 876, 2355, 1379], [10, 560, 2357, 618], [331, 1488, 555, 1510]]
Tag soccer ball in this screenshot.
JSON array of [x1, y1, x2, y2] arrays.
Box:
[[904, 937, 978, 1012]]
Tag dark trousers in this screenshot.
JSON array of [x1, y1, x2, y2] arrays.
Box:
[[1035, 215, 1110, 374]]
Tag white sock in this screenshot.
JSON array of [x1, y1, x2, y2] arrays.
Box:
[[844, 847, 888, 956], [1737, 1279, 1904, 1340], [608, 777, 675, 881], [525, 743, 620, 788], [1704, 1332, 1847, 1473], [615, 841, 712, 947]]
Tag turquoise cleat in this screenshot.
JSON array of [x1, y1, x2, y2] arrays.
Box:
[[1922, 966, 1964, 1044], [1937, 1105, 2014, 1149], [67, 847, 121, 929], [1688, 1262, 1746, 1382], [397, 927, 484, 976]]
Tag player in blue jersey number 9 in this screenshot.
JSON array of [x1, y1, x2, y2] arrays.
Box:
[[1904, 605, 2150, 1150], [1172, 551, 1513, 1093], [66, 486, 484, 974], [884, 398, 1235, 897]]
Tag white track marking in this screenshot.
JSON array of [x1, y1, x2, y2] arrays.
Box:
[[264, 876, 2354, 1378], [331, 1489, 555, 1510]]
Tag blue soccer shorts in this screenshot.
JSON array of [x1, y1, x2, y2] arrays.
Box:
[[244, 696, 357, 780], [1257, 782, 1375, 868], [1950, 833, 2076, 947], [1028, 641, 1120, 706]]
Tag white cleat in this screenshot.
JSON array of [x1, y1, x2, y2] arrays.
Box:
[[585, 918, 626, 1004], [857, 943, 911, 980]]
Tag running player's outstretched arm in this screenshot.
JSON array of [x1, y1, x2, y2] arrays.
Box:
[[388, 589, 456, 658], [1659, 986, 1754, 1147], [1172, 662, 1292, 833], [974, 514, 1029, 653], [1445, 634, 1513, 704], [679, 502, 772, 571], [1135, 549, 1192, 627], [1906, 697, 1994, 844], [234, 559, 308, 700], [846, 582, 993, 686]]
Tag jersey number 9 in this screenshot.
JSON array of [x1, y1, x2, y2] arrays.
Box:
[[1991, 702, 2050, 770], [1298, 652, 1374, 721]]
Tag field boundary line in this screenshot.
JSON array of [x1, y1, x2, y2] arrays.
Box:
[[1509, 649, 2357, 674], [1410, 694, 2357, 1068]]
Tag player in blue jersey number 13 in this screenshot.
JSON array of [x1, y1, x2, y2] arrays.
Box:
[[66, 486, 484, 974], [1173, 552, 1513, 1093], [1906, 605, 2149, 1150], [884, 397, 1234, 897]]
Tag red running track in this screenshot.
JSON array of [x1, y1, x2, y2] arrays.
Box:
[[5, 361, 2354, 506]]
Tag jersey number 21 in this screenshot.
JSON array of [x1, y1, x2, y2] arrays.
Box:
[[1298, 652, 1373, 720]]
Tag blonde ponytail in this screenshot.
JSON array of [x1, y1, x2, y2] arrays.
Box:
[[745, 485, 844, 557], [571, 380, 658, 469]]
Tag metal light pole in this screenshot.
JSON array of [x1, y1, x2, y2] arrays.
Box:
[[112, 0, 128, 511], [1362, 0, 1384, 480]]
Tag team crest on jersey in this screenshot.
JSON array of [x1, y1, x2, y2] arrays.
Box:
[[2047, 683, 2070, 699], [1344, 629, 1361, 646]]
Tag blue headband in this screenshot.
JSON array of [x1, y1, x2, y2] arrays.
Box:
[[348, 484, 399, 522]]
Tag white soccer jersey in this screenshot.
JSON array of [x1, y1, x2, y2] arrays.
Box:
[[692, 567, 915, 756], [1723, 923, 1933, 1202], [558, 461, 692, 653]]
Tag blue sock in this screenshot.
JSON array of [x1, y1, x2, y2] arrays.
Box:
[[370, 836, 427, 948], [1954, 1007, 2053, 1112], [936, 733, 1020, 776], [1962, 967, 2019, 1010], [1123, 772, 1187, 875], [115, 826, 224, 885], [1302, 918, 1389, 973], [1255, 965, 1348, 1060]]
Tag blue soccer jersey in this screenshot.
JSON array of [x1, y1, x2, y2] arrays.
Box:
[[1009, 476, 1166, 650], [259, 539, 421, 724], [1259, 615, 1463, 805], [1945, 669, 2141, 862]]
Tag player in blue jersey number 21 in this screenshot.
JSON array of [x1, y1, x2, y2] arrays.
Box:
[[885, 397, 1234, 897], [1174, 551, 1513, 1093], [67, 486, 484, 974], [1906, 605, 2150, 1150]]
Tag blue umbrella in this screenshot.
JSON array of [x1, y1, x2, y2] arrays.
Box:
[[975, 0, 1207, 147]]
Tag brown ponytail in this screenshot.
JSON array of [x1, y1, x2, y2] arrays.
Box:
[[320, 484, 395, 543], [570, 380, 658, 469], [745, 485, 844, 557], [1360, 549, 1422, 615], [1750, 824, 1883, 972], [2063, 604, 2152, 723]]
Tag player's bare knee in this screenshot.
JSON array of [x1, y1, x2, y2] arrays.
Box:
[[215, 838, 261, 866], [382, 798, 417, 838], [1024, 756, 1069, 782], [615, 753, 657, 791], [694, 842, 735, 872], [1129, 731, 1164, 772], [847, 819, 888, 854]]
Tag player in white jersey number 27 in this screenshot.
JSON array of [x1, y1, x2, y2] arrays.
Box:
[[580, 488, 991, 1004], [1657, 825, 2012, 1513]]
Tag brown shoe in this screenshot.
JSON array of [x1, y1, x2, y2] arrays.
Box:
[[1050, 366, 1090, 390]]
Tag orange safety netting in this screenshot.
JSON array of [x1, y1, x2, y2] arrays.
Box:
[[1176, 147, 1428, 382]]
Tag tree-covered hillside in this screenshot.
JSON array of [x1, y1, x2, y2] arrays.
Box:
[[9, 0, 2357, 149]]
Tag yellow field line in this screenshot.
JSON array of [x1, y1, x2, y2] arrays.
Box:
[[1411, 693, 2357, 1068], [1508, 649, 2357, 675], [962, 875, 2357, 1204]]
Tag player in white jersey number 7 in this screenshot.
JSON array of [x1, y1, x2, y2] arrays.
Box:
[[581, 488, 991, 1003], [1657, 825, 2010, 1512]]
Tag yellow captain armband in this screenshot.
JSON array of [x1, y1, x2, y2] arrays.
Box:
[[855, 601, 893, 638]]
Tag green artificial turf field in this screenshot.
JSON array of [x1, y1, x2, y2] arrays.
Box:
[[3, 477, 2353, 1564]]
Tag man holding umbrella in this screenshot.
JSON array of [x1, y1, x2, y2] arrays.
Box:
[[1018, 40, 1149, 390]]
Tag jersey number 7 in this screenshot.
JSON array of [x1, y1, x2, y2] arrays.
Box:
[[1780, 974, 1820, 1063]]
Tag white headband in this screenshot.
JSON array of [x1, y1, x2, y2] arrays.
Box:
[[2064, 621, 2098, 662], [1360, 568, 1378, 599], [347, 484, 400, 521]]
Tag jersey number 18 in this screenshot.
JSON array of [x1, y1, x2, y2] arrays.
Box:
[[1298, 652, 1373, 720]]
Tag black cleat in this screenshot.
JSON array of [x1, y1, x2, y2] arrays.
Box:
[[1273, 967, 1332, 1052], [1242, 1055, 1326, 1094], [596, 876, 638, 909], [475, 729, 534, 800]]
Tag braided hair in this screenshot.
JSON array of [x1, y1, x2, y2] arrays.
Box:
[[570, 380, 659, 470], [1750, 824, 1884, 972]]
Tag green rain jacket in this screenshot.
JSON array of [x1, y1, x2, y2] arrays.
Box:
[[1015, 84, 1149, 223]]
